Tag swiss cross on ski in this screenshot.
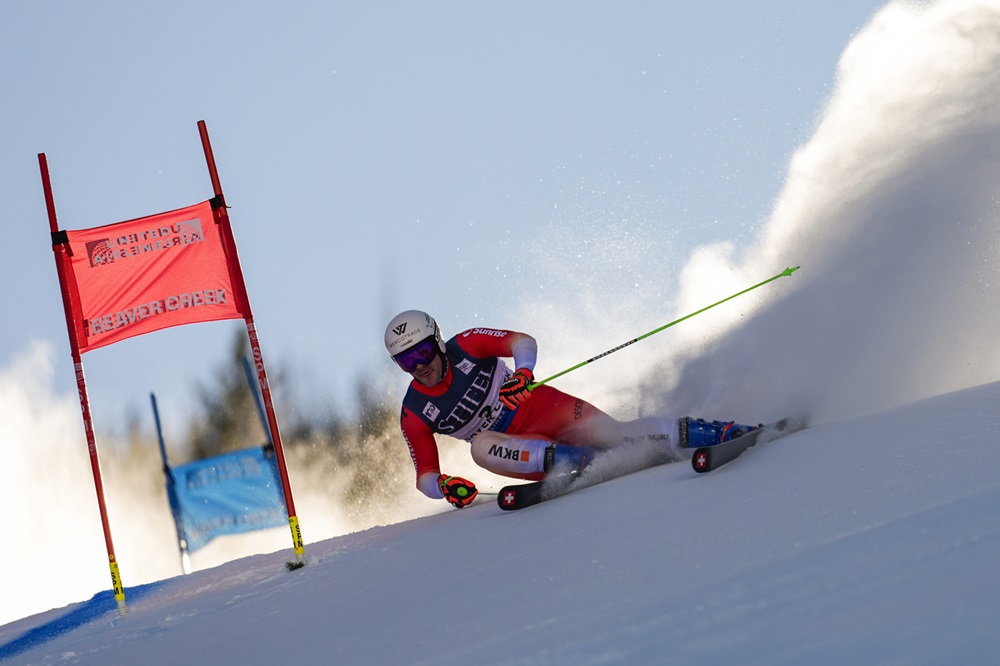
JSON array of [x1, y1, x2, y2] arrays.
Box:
[[693, 450, 709, 472]]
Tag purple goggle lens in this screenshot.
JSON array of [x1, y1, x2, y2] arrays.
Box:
[[393, 338, 439, 373]]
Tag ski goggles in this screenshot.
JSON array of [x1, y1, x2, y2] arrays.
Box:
[[392, 338, 439, 373]]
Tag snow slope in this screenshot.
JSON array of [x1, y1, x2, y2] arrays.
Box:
[[3, 1, 1000, 663], [2, 382, 999, 665]]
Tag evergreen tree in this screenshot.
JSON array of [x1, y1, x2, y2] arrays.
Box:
[[186, 330, 265, 460]]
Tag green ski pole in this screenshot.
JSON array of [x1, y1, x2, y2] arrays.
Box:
[[530, 266, 800, 389]]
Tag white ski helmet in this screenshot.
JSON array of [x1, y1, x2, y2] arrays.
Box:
[[384, 309, 447, 358]]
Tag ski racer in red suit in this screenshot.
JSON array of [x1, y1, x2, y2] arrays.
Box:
[[384, 310, 756, 508]]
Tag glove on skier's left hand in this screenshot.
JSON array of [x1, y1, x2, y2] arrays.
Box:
[[499, 368, 534, 410], [438, 475, 478, 508]]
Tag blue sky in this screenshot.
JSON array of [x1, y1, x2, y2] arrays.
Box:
[[1, 2, 889, 431]]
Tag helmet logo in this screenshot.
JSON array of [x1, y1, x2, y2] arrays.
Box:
[[385, 310, 442, 359]]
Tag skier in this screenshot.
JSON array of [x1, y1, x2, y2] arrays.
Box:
[[384, 309, 756, 508]]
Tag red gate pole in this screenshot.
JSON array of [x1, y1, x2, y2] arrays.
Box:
[[196, 120, 305, 567], [38, 153, 128, 614]]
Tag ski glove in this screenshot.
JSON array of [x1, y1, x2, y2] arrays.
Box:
[[499, 368, 534, 410], [438, 474, 478, 508]]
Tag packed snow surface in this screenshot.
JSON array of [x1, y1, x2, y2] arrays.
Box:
[[3, 383, 1000, 664]]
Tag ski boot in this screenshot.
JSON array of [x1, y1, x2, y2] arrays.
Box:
[[543, 443, 600, 477], [679, 417, 760, 449]]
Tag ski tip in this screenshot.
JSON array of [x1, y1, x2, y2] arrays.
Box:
[[782, 266, 800, 277]]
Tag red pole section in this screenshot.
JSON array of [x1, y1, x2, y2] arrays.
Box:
[[196, 121, 305, 566], [38, 153, 128, 614], [198, 120, 224, 200]]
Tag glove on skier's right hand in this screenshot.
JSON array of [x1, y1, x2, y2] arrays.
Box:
[[438, 474, 478, 508]]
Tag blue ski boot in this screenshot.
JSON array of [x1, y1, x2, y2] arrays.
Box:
[[679, 417, 759, 448], [543, 443, 600, 477]]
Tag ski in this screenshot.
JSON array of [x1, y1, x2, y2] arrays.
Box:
[[691, 417, 801, 473], [497, 472, 578, 511], [497, 481, 543, 510], [497, 440, 670, 511], [498, 418, 804, 509]]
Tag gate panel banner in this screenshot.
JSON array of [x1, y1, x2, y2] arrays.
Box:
[[55, 200, 250, 354], [168, 446, 287, 553]]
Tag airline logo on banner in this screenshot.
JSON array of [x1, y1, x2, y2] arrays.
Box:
[[57, 200, 250, 353]]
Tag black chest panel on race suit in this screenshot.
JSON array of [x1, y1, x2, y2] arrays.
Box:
[[401, 336, 513, 441]]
